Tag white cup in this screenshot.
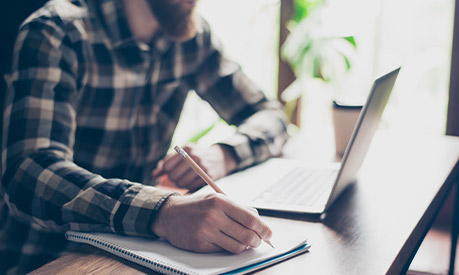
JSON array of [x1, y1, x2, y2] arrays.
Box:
[[332, 100, 363, 157]]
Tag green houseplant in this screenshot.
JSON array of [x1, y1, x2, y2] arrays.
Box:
[[280, 0, 358, 124]]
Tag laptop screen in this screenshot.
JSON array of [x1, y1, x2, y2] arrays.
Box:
[[325, 67, 400, 209]]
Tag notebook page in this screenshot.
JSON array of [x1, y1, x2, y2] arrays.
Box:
[[66, 225, 309, 275]]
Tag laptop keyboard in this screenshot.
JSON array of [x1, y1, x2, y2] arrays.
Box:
[[252, 167, 338, 206]]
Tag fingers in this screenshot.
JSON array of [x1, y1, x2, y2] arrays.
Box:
[[247, 207, 259, 215], [224, 200, 272, 243], [202, 194, 271, 250], [152, 145, 207, 190], [152, 160, 164, 177], [152, 153, 185, 179], [160, 154, 183, 175], [212, 230, 254, 254], [179, 225, 251, 254], [168, 164, 204, 189], [186, 176, 206, 192], [168, 162, 195, 184], [193, 205, 262, 253], [217, 216, 262, 249], [152, 193, 271, 255]]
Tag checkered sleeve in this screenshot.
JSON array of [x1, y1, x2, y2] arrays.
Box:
[[1, 19, 174, 238], [194, 21, 290, 170]]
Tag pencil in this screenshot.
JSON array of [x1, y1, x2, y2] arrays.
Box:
[[174, 145, 225, 195], [174, 145, 275, 249]]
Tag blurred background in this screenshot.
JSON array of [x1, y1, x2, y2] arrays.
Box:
[[172, 0, 453, 147]]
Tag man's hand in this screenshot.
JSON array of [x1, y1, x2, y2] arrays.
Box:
[[153, 144, 237, 192], [152, 193, 272, 253]]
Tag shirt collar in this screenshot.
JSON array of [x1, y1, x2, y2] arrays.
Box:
[[87, 0, 172, 53], [86, 0, 132, 48], [88, 0, 216, 57]]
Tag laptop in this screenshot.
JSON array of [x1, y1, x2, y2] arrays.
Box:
[[200, 67, 400, 215]]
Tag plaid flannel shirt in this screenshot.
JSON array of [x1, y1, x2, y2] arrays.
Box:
[[0, 0, 289, 273]]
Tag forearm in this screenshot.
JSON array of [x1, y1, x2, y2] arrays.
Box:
[[186, 20, 290, 170], [3, 149, 175, 237], [218, 100, 289, 170]]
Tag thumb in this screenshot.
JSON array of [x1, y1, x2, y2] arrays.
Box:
[[152, 160, 165, 177], [247, 206, 259, 216]]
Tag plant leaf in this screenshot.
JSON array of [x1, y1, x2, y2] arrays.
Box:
[[187, 122, 217, 144], [293, 0, 327, 23], [342, 36, 357, 49], [344, 55, 351, 70], [312, 55, 323, 79]]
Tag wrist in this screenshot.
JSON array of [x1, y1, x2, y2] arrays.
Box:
[[217, 144, 237, 174], [151, 194, 178, 239]]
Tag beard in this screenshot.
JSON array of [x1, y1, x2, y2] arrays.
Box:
[[148, 0, 197, 41]]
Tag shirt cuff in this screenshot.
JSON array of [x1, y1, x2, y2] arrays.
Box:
[[218, 133, 255, 170], [111, 183, 178, 238]]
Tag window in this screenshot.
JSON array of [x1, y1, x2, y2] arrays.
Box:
[[299, 0, 454, 136], [372, 0, 453, 135], [172, 0, 280, 146], [172, 0, 454, 147]]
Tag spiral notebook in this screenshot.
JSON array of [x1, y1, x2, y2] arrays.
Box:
[[65, 230, 310, 275]]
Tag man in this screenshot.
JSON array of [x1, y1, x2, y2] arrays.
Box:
[[0, 0, 289, 273]]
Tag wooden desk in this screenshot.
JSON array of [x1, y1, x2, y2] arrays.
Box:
[[29, 132, 459, 275]]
